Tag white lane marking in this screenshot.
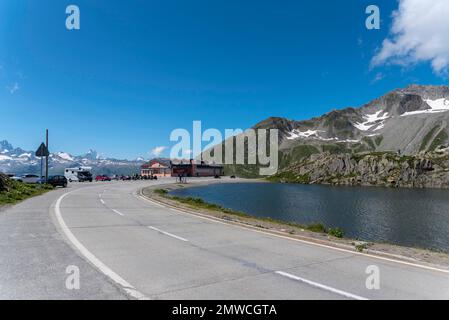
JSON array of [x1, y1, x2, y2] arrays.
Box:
[[148, 226, 189, 242], [54, 191, 149, 300], [275, 271, 368, 300], [112, 209, 124, 216], [135, 193, 165, 208], [100, 199, 105, 205], [139, 192, 449, 275]]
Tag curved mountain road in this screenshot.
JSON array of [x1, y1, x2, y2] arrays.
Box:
[[1, 179, 449, 299]]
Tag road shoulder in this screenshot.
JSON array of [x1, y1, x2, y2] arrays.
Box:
[[0, 186, 128, 299], [141, 180, 449, 272]]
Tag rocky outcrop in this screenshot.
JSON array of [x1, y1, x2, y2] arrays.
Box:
[[272, 148, 449, 188], [0, 173, 10, 192]]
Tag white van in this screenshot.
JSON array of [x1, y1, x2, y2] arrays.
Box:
[[64, 167, 93, 182]]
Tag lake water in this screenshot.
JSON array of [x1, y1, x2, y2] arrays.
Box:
[[170, 182, 449, 252]]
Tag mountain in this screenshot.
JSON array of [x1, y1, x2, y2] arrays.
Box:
[[0, 141, 145, 176], [257, 85, 449, 155], [223, 85, 449, 187]]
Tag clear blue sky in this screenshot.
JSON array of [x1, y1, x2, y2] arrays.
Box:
[[1, 1, 447, 159]]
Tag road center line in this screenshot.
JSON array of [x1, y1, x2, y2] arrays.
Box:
[[148, 226, 189, 242], [112, 209, 124, 216], [275, 271, 368, 300], [54, 190, 149, 300], [139, 191, 449, 275]]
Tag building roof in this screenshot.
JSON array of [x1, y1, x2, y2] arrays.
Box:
[[141, 158, 171, 169]]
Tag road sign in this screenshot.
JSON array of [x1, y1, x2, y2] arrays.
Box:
[[35, 143, 49, 157]]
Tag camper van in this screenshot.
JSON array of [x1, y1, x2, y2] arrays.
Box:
[[64, 167, 93, 182]]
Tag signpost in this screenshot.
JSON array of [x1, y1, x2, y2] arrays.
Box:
[[46, 129, 49, 183], [35, 142, 49, 183]]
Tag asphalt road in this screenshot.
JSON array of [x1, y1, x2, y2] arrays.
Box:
[[1, 178, 449, 299]]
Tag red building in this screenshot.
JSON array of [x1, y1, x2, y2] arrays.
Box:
[[171, 159, 224, 177], [141, 158, 224, 178], [140, 159, 171, 178]]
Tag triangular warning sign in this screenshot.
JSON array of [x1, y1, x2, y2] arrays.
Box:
[[35, 143, 49, 157]]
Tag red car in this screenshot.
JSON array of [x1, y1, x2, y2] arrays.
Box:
[[95, 175, 111, 181]]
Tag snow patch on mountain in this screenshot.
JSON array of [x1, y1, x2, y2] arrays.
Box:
[[400, 98, 449, 117], [354, 111, 390, 131], [286, 129, 319, 140], [286, 129, 361, 143]]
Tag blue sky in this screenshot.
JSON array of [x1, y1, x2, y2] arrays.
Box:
[[1, 0, 448, 159]]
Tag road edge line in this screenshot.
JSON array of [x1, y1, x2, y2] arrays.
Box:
[[138, 188, 449, 275], [275, 271, 369, 300], [54, 190, 149, 300]]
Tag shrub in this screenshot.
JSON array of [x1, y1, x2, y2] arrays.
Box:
[[328, 227, 344, 238], [307, 223, 326, 233], [154, 188, 168, 195]]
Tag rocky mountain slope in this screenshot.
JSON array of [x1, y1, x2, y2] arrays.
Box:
[[0, 140, 145, 176], [225, 85, 449, 187], [258, 85, 449, 156], [270, 149, 449, 188]]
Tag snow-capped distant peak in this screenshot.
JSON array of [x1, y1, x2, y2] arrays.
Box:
[[0, 140, 14, 152], [19, 153, 32, 158], [56, 152, 74, 161]]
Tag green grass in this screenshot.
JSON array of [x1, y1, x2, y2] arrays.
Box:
[[429, 130, 448, 152], [290, 145, 320, 160], [266, 171, 310, 184], [362, 137, 376, 150], [374, 135, 383, 146], [223, 164, 261, 178], [328, 227, 344, 238], [420, 126, 440, 151], [322, 143, 352, 154], [0, 180, 54, 205], [154, 188, 168, 195]]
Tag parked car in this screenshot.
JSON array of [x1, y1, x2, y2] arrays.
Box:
[[95, 175, 111, 181], [47, 175, 68, 188], [21, 174, 41, 184], [6, 173, 22, 182], [65, 167, 93, 182]]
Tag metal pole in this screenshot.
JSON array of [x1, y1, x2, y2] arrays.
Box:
[[45, 129, 49, 182], [40, 156, 43, 184]]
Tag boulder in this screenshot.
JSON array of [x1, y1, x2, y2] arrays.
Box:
[[0, 173, 10, 192], [275, 150, 449, 188]]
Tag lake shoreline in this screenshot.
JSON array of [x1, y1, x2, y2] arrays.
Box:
[[141, 178, 449, 271]]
